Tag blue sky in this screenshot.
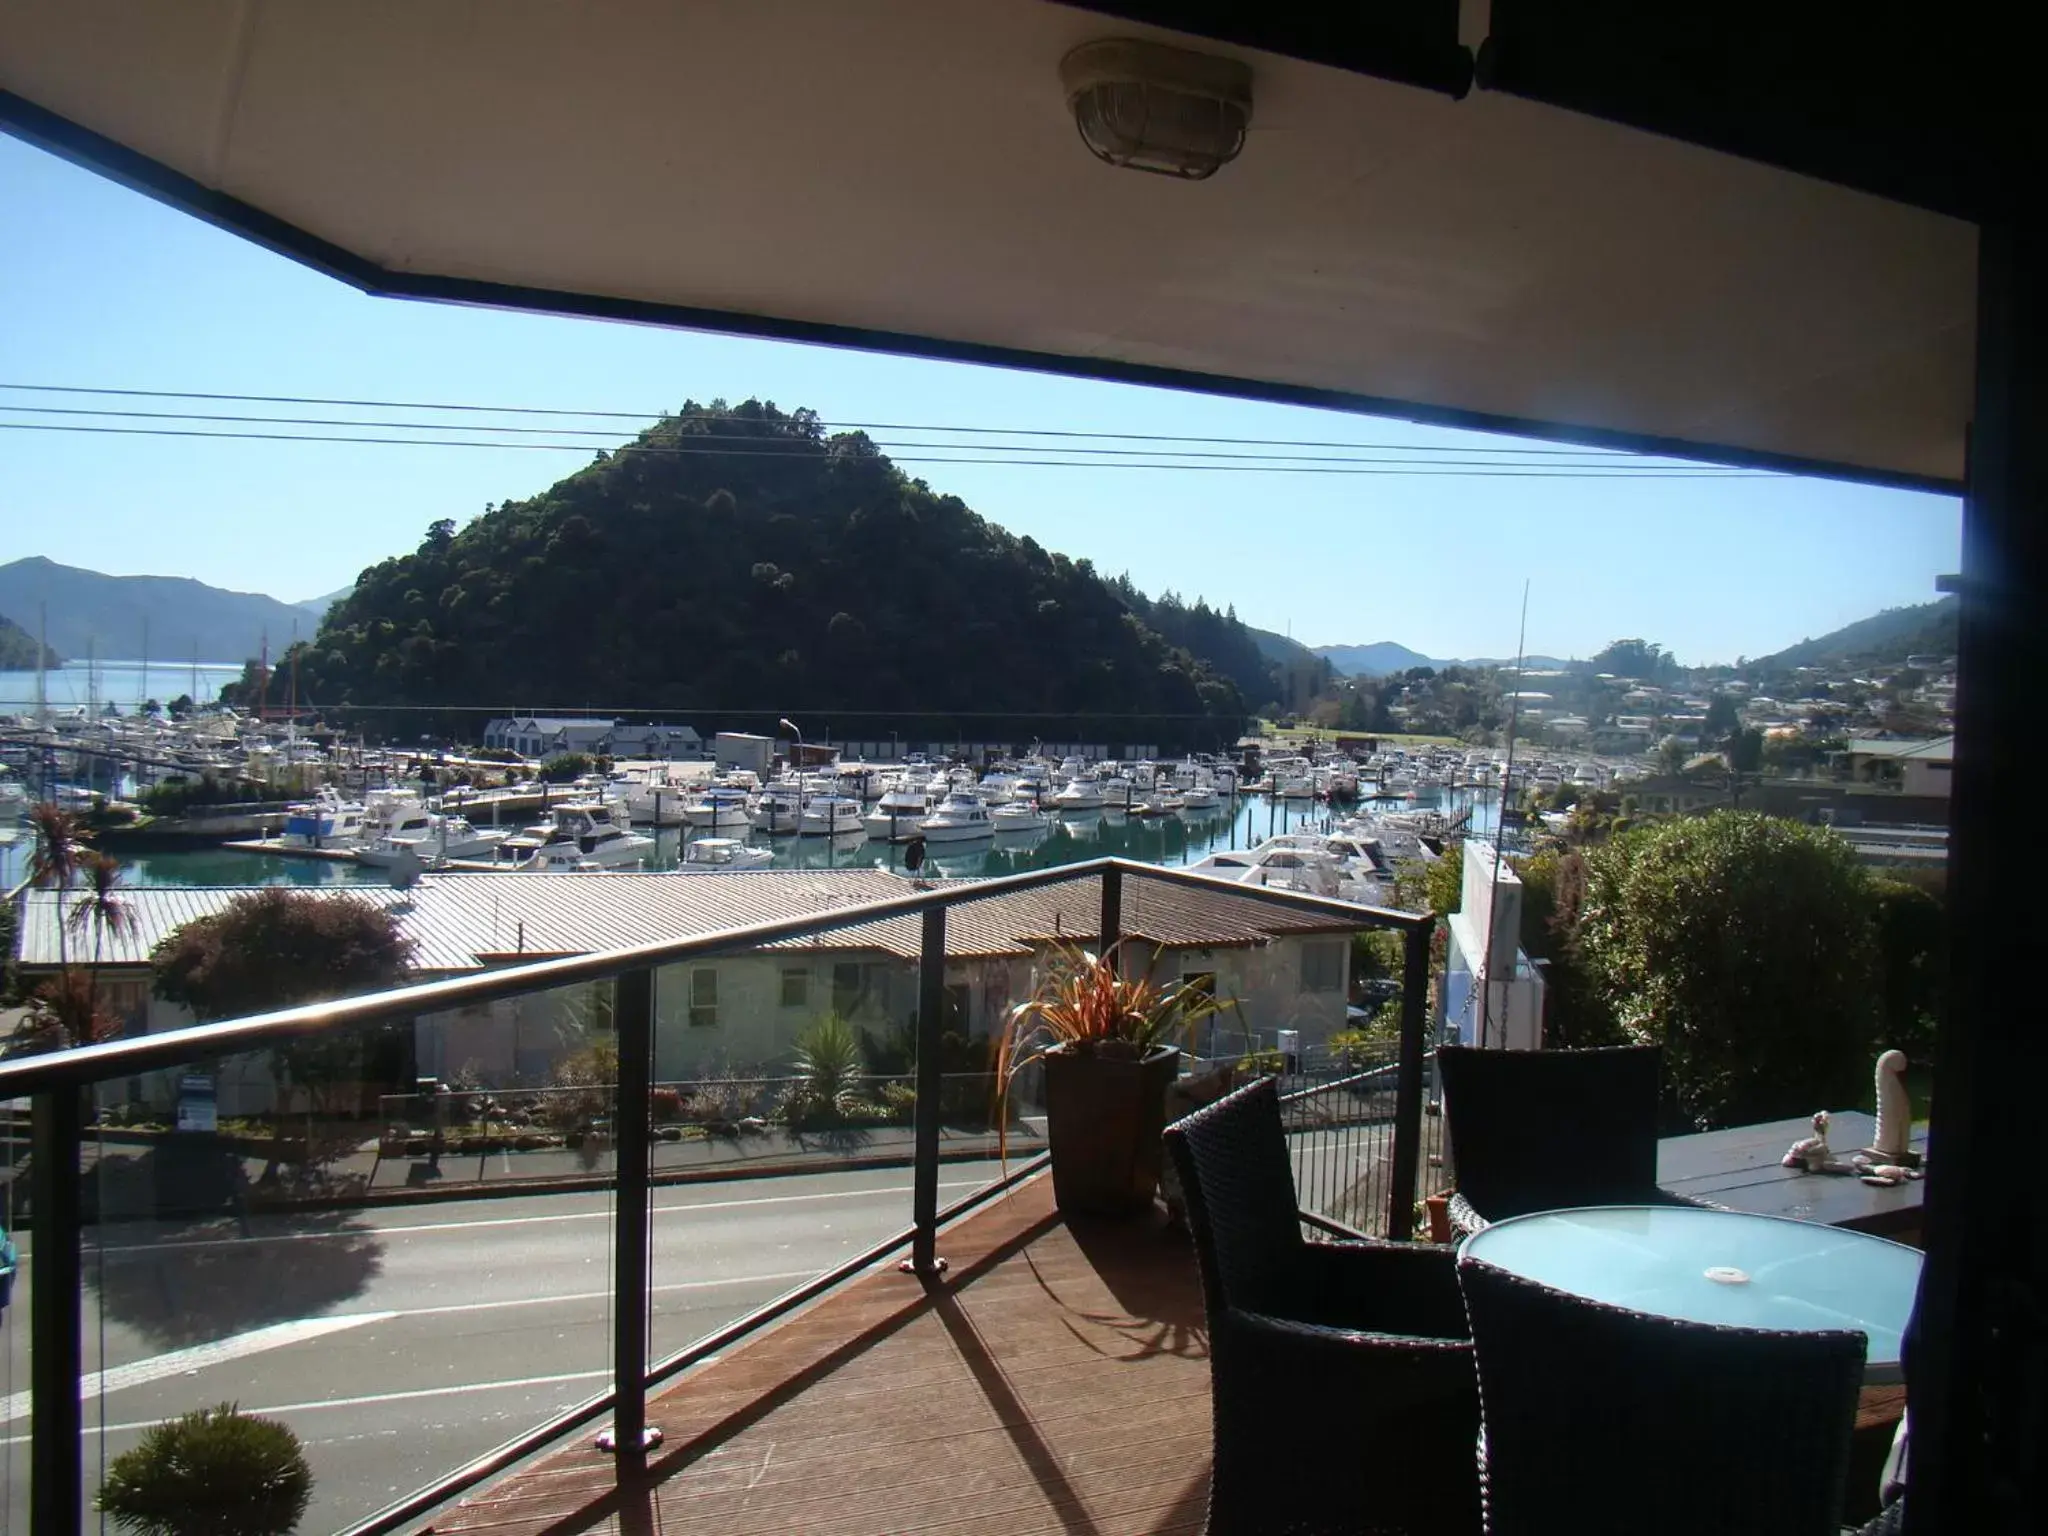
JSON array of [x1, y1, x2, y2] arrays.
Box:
[[1, 133, 1959, 666]]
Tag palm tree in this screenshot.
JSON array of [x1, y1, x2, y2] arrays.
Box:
[[26, 802, 84, 973], [68, 849, 136, 1028]]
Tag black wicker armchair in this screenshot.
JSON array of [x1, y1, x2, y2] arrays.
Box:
[[1436, 1043, 1713, 1235], [1458, 1256, 1868, 1535], [1165, 1077, 1481, 1535]]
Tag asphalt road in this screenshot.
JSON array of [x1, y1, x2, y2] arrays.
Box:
[[2, 1160, 1009, 1534]]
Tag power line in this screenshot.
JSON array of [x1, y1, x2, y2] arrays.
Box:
[[0, 421, 1774, 478], [0, 404, 1757, 471], [0, 380, 1690, 459]]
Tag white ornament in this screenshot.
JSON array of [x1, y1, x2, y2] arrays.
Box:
[[1873, 1050, 1912, 1161]]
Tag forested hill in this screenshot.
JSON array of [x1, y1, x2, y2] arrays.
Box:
[[0, 610, 62, 669], [1751, 596, 1958, 672], [291, 401, 1267, 745]]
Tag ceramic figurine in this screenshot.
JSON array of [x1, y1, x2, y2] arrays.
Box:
[[1783, 1109, 1832, 1171]]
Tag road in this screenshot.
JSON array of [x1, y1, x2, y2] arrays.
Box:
[[2, 1161, 1009, 1534]]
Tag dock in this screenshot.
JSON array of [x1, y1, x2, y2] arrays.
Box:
[[221, 839, 363, 863]]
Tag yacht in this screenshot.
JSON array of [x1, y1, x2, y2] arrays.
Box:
[[616, 772, 691, 826], [750, 781, 805, 835], [1178, 783, 1223, 812], [865, 779, 937, 841], [281, 789, 367, 849], [919, 793, 997, 843], [1130, 788, 1181, 818], [0, 772, 28, 820], [678, 836, 774, 872], [684, 785, 753, 831], [800, 795, 865, 836], [357, 813, 507, 868], [991, 800, 1049, 834], [514, 802, 655, 870], [1049, 775, 1105, 812]]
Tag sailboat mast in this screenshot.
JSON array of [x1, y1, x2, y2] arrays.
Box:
[[34, 601, 48, 725], [140, 616, 150, 708]]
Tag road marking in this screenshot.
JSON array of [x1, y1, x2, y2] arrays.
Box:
[[361, 1266, 822, 1320], [88, 1178, 991, 1254], [0, 1370, 613, 1446], [0, 1313, 395, 1424]]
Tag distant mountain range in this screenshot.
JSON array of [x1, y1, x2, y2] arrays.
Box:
[[1312, 640, 1572, 676], [0, 557, 316, 665], [1749, 596, 1957, 672], [0, 610, 62, 669], [295, 586, 355, 623]]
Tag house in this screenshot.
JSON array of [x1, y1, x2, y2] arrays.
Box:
[[602, 723, 705, 761], [482, 716, 616, 758], [11, 870, 1366, 1113], [1844, 735, 1956, 798]]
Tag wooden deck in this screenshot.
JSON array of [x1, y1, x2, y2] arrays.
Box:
[[418, 1176, 1215, 1535]]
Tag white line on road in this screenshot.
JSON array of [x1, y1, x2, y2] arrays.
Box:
[[88, 1178, 990, 1254], [0, 1370, 614, 1447], [0, 1313, 396, 1424], [359, 1266, 822, 1321]]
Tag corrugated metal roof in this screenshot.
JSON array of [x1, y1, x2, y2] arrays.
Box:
[[12, 869, 1363, 974]]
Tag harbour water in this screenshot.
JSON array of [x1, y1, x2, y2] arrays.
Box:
[[0, 787, 1503, 891], [0, 660, 243, 713]]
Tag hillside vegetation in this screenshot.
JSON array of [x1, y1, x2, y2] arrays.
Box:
[[1751, 596, 1957, 672], [0, 610, 62, 670], [289, 401, 1271, 745]]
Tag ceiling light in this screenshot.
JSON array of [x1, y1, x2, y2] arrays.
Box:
[[1059, 38, 1252, 180]]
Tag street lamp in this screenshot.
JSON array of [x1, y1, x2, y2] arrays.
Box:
[[780, 718, 803, 835]]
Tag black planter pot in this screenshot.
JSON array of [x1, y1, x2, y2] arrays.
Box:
[[1042, 1044, 1180, 1217]]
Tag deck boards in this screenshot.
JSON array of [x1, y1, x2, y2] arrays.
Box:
[[418, 1177, 1215, 1536]]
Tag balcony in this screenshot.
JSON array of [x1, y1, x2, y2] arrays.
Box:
[[0, 858, 1434, 1534]]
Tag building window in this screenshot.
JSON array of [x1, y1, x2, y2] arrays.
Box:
[[689, 968, 718, 1028], [832, 962, 868, 1015], [944, 982, 972, 1031], [780, 967, 809, 1009], [1300, 941, 1345, 995], [1181, 970, 1216, 999]]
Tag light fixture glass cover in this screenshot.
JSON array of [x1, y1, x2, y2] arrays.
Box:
[[1060, 39, 1252, 180]]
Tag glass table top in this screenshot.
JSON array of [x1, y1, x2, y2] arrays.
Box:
[[1460, 1205, 1923, 1371]]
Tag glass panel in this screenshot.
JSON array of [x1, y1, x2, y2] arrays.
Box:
[[75, 976, 615, 1533]]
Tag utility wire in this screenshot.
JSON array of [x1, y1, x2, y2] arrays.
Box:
[[0, 421, 1774, 478], [0, 380, 1705, 460], [0, 405, 1755, 470]]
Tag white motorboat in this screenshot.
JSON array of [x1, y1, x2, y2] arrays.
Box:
[[865, 781, 936, 841], [684, 786, 753, 831], [1178, 785, 1223, 811], [991, 800, 1049, 834], [751, 781, 805, 835], [281, 789, 367, 849], [800, 795, 865, 836], [1049, 776, 1105, 812], [677, 836, 774, 872], [514, 802, 656, 870], [616, 773, 691, 825], [1130, 789, 1181, 818], [919, 793, 997, 842], [357, 814, 507, 868]]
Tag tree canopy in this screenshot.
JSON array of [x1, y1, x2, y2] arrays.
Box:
[[0, 610, 62, 669], [1577, 812, 1878, 1128], [286, 400, 1267, 746], [152, 889, 415, 1023]]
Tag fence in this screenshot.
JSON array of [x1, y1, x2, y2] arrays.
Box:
[[0, 857, 1433, 1536]]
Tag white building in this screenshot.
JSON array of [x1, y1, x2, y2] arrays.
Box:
[[482, 716, 616, 758], [1438, 842, 1546, 1051], [12, 871, 1367, 1113]]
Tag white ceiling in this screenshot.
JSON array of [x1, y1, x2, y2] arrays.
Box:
[[0, 0, 1976, 487]]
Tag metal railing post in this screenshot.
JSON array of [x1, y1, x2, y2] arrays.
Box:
[[1099, 863, 1123, 958], [1385, 922, 1433, 1241], [599, 969, 658, 1469], [30, 1087, 83, 1536], [906, 906, 949, 1277]]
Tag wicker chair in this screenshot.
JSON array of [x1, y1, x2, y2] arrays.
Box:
[[1436, 1043, 1711, 1235], [1165, 1077, 1482, 1535], [1458, 1256, 1867, 1535]]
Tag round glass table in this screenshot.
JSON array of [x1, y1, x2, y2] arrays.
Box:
[[1459, 1205, 1923, 1381]]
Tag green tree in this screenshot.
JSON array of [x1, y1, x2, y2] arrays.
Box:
[[538, 751, 594, 783], [1703, 693, 1741, 741], [68, 849, 136, 1011], [151, 890, 415, 1115], [26, 802, 84, 972], [1591, 639, 1674, 679], [1869, 875, 1945, 1061], [1578, 812, 1879, 1128]]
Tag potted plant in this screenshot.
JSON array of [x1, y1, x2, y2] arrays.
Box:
[[999, 940, 1227, 1217], [97, 1402, 312, 1535]]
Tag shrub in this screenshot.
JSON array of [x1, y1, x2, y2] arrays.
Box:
[[1578, 812, 1879, 1129], [791, 1014, 865, 1117], [97, 1403, 312, 1536]]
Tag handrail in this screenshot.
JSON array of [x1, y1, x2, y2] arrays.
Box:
[[0, 856, 1427, 1093]]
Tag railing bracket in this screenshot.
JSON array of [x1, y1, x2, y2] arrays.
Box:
[[900, 1255, 950, 1276], [595, 1426, 664, 1455]]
